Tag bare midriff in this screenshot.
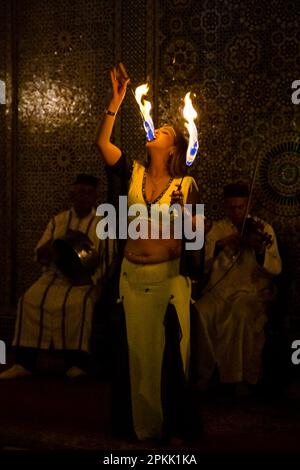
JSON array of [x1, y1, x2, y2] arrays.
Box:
[[124, 237, 181, 264]]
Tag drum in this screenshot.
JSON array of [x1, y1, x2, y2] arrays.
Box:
[[52, 229, 98, 283]]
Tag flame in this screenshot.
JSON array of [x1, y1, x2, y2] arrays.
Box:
[[134, 83, 155, 141], [183, 92, 199, 166]]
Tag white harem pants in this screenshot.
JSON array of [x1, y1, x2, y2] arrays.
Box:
[[119, 257, 191, 440]]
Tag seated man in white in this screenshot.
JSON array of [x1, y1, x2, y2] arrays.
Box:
[[0, 174, 114, 379], [195, 183, 282, 389]]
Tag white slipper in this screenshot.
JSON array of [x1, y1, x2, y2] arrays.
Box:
[[0, 364, 32, 379], [66, 366, 87, 379]]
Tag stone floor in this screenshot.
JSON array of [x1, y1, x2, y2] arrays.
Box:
[[0, 351, 300, 468], [0, 372, 300, 451]]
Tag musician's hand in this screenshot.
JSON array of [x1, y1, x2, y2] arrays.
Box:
[[217, 234, 241, 251], [36, 241, 57, 266], [243, 232, 266, 254], [65, 228, 80, 239]]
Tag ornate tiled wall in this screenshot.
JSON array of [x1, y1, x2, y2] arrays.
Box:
[[0, 0, 7, 306], [0, 0, 299, 330], [14, 0, 116, 298], [157, 0, 300, 330]]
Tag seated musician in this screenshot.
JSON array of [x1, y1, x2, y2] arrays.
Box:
[[0, 174, 114, 379], [194, 183, 282, 390]]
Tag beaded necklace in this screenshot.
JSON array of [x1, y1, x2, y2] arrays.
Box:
[[142, 168, 173, 213]]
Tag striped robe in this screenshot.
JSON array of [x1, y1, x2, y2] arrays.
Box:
[[13, 208, 114, 352], [195, 217, 282, 385]]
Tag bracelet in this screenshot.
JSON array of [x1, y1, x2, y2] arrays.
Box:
[[105, 109, 116, 116]]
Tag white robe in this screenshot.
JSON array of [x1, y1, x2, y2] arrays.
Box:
[[13, 208, 114, 352], [195, 217, 282, 385]]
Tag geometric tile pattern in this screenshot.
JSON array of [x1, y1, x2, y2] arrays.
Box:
[[0, 0, 299, 327]]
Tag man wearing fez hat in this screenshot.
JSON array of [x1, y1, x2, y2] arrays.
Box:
[[194, 181, 281, 391], [223, 182, 249, 198], [0, 174, 114, 380], [73, 173, 98, 188]]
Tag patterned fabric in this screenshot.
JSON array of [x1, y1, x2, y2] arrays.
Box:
[[128, 160, 198, 208]]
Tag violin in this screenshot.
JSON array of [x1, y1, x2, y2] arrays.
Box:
[[241, 217, 273, 249]]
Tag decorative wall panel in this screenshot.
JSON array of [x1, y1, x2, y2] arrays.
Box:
[[0, 0, 299, 332], [0, 0, 6, 306], [156, 0, 300, 328], [14, 0, 116, 298]]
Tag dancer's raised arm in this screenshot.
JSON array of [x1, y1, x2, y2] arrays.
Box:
[[95, 67, 129, 166]]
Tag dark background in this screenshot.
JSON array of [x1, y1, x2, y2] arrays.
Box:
[[0, 0, 299, 339]]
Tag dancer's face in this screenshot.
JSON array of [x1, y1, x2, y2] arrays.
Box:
[[146, 125, 176, 153]]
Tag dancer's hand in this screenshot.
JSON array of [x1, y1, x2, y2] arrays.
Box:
[[109, 66, 130, 112]]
